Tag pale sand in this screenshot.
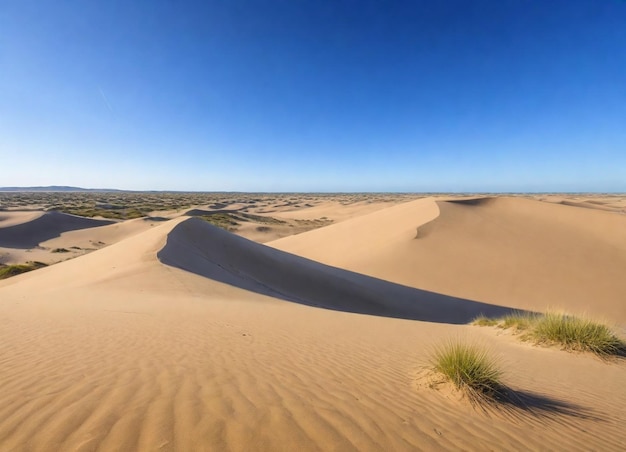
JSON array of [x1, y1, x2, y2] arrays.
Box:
[[0, 197, 411, 264], [271, 196, 626, 323], [0, 197, 625, 450], [0, 212, 166, 265], [268, 200, 400, 222]]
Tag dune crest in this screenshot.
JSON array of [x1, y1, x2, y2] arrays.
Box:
[[158, 217, 522, 323], [271, 197, 626, 323], [0, 210, 115, 248]]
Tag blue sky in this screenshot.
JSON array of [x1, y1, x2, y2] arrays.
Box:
[[1, 0, 625, 192]]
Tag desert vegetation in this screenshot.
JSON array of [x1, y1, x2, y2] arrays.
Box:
[[0, 262, 48, 280], [195, 211, 332, 234], [0, 191, 417, 219], [474, 311, 626, 357], [199, 213, 243, 232], [430, 340, 504, 404]]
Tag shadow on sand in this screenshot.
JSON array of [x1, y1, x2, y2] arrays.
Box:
[[476, 387, 603, 424], [158, 218, 535, 325], [0, 211, 114, 248]]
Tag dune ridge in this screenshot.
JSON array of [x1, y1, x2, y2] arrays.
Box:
[[271, 196, 626, 324], [158, 217, 522, 323], [0, 211, 115, 248]]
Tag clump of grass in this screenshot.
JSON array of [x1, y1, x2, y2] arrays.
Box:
[[199, 214, 241, 231], [500, 312, 537, 331], [431, 341, 504, 403], [533, 312, 625, 357], [0, 262, 48, 280], [472, 311, 625, 358], [51, 247, 70, 253], [473, 314, 498, 327]]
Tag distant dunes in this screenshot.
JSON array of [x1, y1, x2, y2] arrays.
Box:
[[0, 211, 115, 248]]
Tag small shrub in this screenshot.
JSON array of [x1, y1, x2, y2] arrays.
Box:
[[431, 341, 503, 403], [500, 312, 536, 331], [473, 314, 498, 327], [199, 214, 240, 231], [471, 311, 625, 358], [533, 312, 625, 357], [0, 262, 48, 280]]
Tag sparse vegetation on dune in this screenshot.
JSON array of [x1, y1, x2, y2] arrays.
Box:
[[500, 312, 538, 332], [195, 210, 332, 234], [199, 214, 241, 232], [474, 312, 625, 357], [533, 312, 625, 356], [430, 341, 504, 404], [0, 262, 48, 280], [472, 314, 499, 327], [238, 212, 287, 225], [0, 191, 417, 214]]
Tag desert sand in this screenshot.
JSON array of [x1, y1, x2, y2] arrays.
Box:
[[0, 194, 625, 451]]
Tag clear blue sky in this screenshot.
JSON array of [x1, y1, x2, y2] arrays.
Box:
[[1, 0, 625, 192]]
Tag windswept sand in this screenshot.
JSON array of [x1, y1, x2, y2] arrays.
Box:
[[271, 196, 626, 323], [0, 211, 114, 249], [0, 211, 167, 265], [0, 197, 625, 450]]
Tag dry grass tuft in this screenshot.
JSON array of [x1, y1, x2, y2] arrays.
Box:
[[431, 340, 504, 404], [473, 312, 625, 358]]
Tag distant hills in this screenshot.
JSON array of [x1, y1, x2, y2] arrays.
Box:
[[0, 186, 122, 192]]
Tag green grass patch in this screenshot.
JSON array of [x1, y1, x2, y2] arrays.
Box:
[[472, 314, 498, 327], [431, 340, 504, 403], [199, 214, 241, 231], [500, 312, 537, 331], [237, 213, 286, 224], [473, 312, 625, 358], [0, 262, 48, 280], [533, 312, 625, 357]]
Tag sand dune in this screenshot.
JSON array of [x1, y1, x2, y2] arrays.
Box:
[[40, 216, 167, 251], [271, 196, 626, 323], [185, 208, 246, 216], [0, 214, 166, 265], [0, 210, 115, 248], [158, 217, 520, 323], [557, 199, 625, 213], [269, 200, 399, 222], [0, 211, 44, 228], [0, 206, 625, 450], [537, 195, 626, 214]]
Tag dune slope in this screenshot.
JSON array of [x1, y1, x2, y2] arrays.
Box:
[[158, 217, 520, 323], [270, 197, 626, 324], [0, 211, 115, 248]]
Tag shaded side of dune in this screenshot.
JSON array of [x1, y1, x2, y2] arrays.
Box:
[[0, 212, 115, 248], [185, 208, 246, 216], [157, 218, 526, 324]]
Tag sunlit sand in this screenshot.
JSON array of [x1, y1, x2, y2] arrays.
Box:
[[0, 193, 625, 450]]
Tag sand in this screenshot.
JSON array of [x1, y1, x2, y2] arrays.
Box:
[[0, 212, 168, 266], [271, 196, 626, 323], [0, 195, 625, 450]]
